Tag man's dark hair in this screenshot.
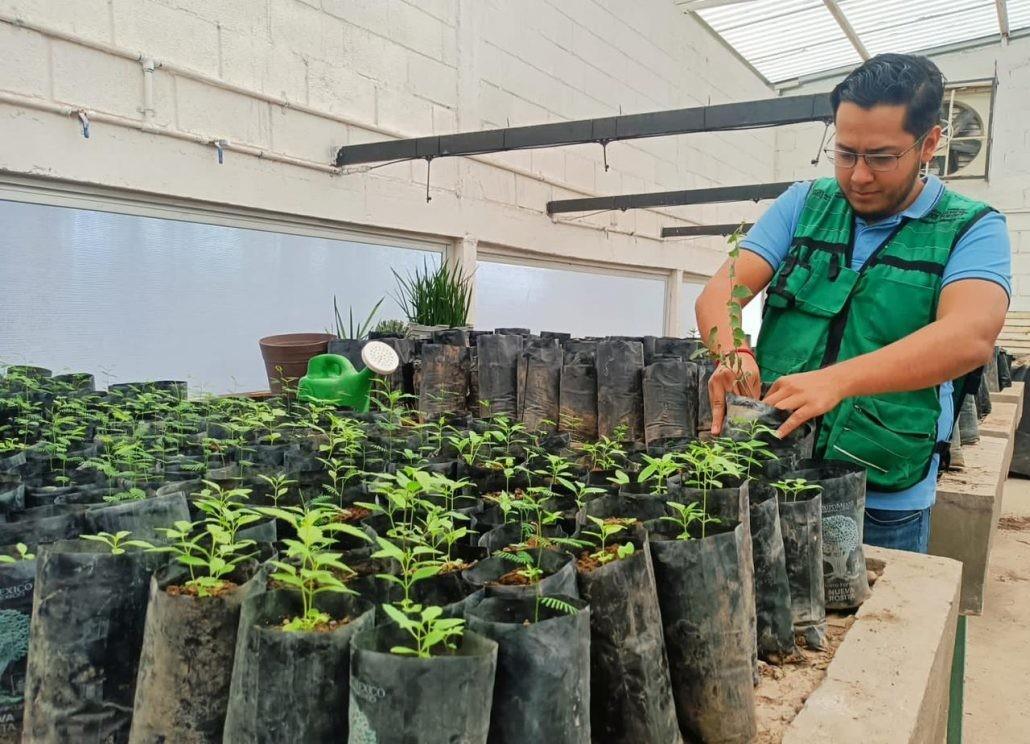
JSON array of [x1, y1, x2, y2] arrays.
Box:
[[831, 53, 945, 137]]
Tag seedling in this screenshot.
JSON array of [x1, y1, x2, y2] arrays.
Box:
[[636, 453, 683, 495], [381, 603, 465, 658], [771, 478, 823, 503], [582, 516, 636, 566], [260, 505, 366, 631], [447, 431, 492, 468], [581, 431, 627, 472], [567, 480, 606, 513], [152, 518, 258, 597], [661, 500, 720, 541], [698, 225, 755, 392], [81, 531, 154, 555], [0, 543, 34, 563], [257, 472, 295, 507]]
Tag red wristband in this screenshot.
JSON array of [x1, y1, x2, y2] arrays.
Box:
[[734, 347, 757, 363]]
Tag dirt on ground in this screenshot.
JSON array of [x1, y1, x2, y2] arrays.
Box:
[[754, 613, 856, 743]]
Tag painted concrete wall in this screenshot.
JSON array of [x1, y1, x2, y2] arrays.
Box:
[[773, 36, 1030, 309], [0, 0, 780, 335]]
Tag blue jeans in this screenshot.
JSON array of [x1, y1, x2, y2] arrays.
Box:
[[863, 507, 932, 554]]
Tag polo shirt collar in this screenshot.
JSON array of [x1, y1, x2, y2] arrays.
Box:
[[855, 174, 944, 226]]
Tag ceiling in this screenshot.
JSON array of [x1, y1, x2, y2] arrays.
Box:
[[677, 0, 1030, 84]]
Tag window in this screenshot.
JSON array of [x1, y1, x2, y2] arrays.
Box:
[[681, 279, 763, 344], [475, 257, 665, 337], [0, 199, 440, 393]]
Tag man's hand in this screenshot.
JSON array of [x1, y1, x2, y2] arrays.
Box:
[[709, 353, 762, 436], [762, 367, 848, 439]]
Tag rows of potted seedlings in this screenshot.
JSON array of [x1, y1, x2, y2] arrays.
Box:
[[0, 351, 871, 744]]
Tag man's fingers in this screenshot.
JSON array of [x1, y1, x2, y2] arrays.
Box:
[[775, 406, 812, 439], [708, 370, 733, 435]]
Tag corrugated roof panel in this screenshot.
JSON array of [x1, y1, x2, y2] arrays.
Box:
[[841, 0, 1001, 56], [688, 0, 1012, 83], [1006, 0, 1030, 30], [757, 38, 864, 81], [701, 1, 859, 81], [700, 0, 822, 31]]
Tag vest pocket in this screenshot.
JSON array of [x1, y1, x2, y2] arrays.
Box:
[[825, 397, 937, 491], [852, 276, 936, 344], [794, 265, 859, 318]]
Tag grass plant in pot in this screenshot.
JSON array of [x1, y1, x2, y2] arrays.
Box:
[[327, 296, 384, 371], [392, 259, 473, 339]]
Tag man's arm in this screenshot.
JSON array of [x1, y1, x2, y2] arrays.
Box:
[[695, 250, 774, 434], [764, 279, 1009, 438]]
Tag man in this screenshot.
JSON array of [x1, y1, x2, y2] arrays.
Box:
[[696, 53, 1011, 554]]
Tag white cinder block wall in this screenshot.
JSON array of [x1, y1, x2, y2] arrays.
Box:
[[0, 0, 780, 335], [773, 37, 1030, 311]]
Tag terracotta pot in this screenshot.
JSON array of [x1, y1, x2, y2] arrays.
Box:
[[258, 333, 334, 394]]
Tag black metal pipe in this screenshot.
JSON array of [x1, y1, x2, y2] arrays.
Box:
[[546, 181, 792, 215], [334, 93, 832, 167], [661, 223, 755, 238]]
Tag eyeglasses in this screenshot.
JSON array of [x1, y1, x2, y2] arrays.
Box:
[[824, 132, 930, 172]]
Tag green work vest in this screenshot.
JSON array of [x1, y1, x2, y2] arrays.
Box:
[[755, 178, 994, 491]]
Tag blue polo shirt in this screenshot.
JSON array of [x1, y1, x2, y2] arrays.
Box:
[[743, 175, 1011, 510]]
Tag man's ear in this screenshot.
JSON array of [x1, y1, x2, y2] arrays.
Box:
[[921, 125, 943, 166]]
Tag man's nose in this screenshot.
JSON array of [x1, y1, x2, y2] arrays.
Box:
[[850, 158, 875, 186]]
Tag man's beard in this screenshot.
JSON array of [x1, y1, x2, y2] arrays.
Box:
[[848, 161, 922, 222]]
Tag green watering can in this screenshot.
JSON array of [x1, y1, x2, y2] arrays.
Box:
[[297, 341, 400, 412]]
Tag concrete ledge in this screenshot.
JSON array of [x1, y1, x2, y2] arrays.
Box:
[[988, 381, 1024, 408], [783, 548, 961, 744], [930, 435, 1008, 614]]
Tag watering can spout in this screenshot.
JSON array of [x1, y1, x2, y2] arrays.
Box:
[[297, 341, 400, 412]]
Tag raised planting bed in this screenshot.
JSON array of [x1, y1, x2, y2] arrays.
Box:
[[930, 389, 1021, 615], [765, 547, 962, 743]]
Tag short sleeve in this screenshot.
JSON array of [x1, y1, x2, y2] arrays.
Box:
[[942, 210, 1012, 297], [740, 181, 812, 272]]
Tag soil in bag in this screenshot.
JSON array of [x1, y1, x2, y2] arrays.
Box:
[[418, 344, 469, 420], [223, 590, 374, 744], [129, 562, 265, 744], [518, 338, 562, 432], [347, 626, 497, 744], [748, 482, 796, 662], [462, 548, 578, 599], [647, 520, 756, 743], [774, 485, 826, 649], [574, 528, 681, 743], [0, 550, 34, 744], [84, 492, 191, 542], [596, 340, 645, 442], [559, 359, 598, 441], [784, 459, 870, 610], [466, 594, 590, 744], [477, 333, 523, 418], [22, 540, 165, 744], [642, 359, 698, 444]]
